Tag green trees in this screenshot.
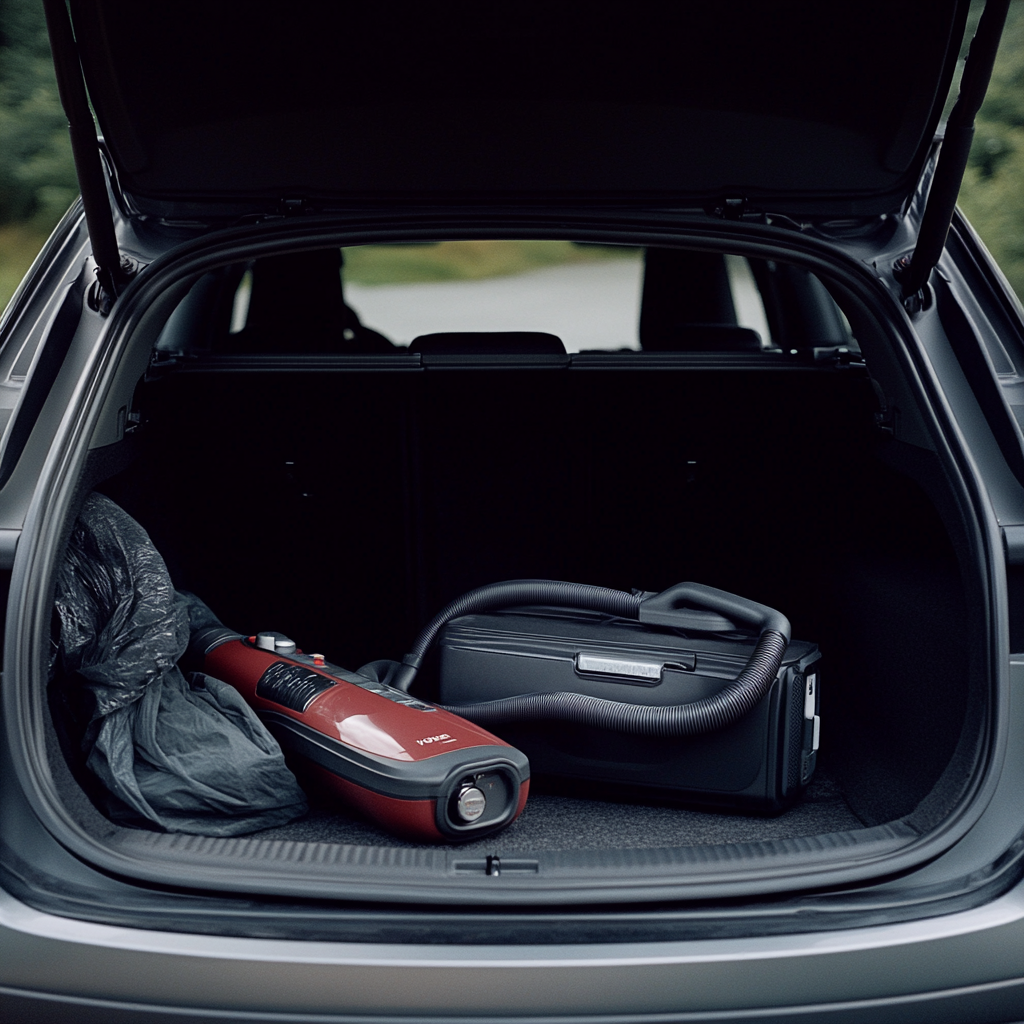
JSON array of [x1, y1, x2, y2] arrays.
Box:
[[0, 0, 77, 227], [0, 0, 1021, 306], [959, 2, 1024, 302]]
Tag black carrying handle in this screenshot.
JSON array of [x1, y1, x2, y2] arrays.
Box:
[[394, 579, 792, 738], [638, 582, 791, 640]]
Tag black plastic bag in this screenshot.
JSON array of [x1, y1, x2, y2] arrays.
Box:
[[52, 493, 307, 835]]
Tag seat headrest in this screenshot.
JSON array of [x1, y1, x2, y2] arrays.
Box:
[[409, 332, 566, 354], [243, 250, 346, 350], [214, 249, 394, 354], [640, 249, 763, 352]]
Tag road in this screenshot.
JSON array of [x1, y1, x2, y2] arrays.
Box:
[[345, 257, 644, 352]]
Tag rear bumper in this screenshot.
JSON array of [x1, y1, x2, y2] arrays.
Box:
[[2, 880, 1024, 1023]]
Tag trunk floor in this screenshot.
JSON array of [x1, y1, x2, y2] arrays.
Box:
[[250, 772, 864, 853]]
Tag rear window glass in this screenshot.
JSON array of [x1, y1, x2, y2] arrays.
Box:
[[159, 241, 854, 356], [342, 242, 645, 352]]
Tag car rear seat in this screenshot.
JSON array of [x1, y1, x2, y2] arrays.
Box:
[[125, 247, 877, 668], [748, 260, 852, 351], [120, 347, 879, 673], [217, 249, 395, 354], [639, 248, 763, 352]]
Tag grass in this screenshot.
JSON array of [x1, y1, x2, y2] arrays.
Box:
[[0, 220, 51, 312], [958, 135, 1024, 307], [341, 240, 640, 286]]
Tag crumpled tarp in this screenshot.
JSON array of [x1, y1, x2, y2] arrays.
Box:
[[51, 493, 307, 835]]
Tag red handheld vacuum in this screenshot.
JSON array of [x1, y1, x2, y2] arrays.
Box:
[[190, 626, 530, 842]]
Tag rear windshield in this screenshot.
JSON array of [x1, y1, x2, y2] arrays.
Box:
[[158, 241, 855, 357]]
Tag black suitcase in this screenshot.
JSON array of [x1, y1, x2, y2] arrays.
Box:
[[419, 582, 820, 814]]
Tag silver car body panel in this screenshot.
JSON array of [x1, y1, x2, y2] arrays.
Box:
[[2, 877, 1024, 1020]]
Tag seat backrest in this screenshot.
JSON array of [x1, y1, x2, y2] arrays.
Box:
[[640, 249, 762, 352], [218, 250, 394, 353], [748, 260, 851, 352]]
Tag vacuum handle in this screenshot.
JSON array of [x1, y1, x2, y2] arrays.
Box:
[[639, 583, 791, 642], [183, 624, 243, 672]]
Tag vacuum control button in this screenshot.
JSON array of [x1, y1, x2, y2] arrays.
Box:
[[456, 786, 486, 822], [256, 632, 297, 655]]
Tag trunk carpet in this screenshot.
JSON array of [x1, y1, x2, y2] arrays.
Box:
[[249, 771, 863, 852]]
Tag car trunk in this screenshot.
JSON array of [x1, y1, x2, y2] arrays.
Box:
[[35, 239, 985, 903]]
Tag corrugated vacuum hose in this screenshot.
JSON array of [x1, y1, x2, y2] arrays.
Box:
[[393, 579, 791, 737]]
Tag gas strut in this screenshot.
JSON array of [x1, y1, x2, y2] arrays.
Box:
[[42, 0, 132, 310], [897, 0, 1011, 305]]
